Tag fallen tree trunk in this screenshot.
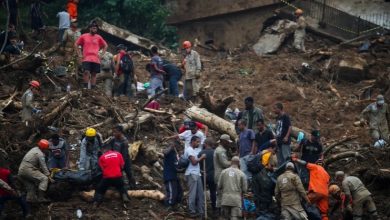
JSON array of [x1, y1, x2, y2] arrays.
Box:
[[324, 151, 361, 168], [80, 189, 165, 202], [323, 135, 358, 155], [186, 106, 308, 141], [119, 112, 154, 132], [42, 91, 80, 125], [185, 106, 238, 140]]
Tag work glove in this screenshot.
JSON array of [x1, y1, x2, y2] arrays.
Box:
[[32, 108, 42, 114]]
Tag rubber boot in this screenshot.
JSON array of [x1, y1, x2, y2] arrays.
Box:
[[37, 190, 50, 203], [121, 193, 130, 203]]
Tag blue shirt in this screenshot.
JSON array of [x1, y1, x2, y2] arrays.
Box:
[[57, 11, 70, 29], [163, 148, 178, 181], [151, 55, 164, 80], [239, 129, 255, 157]]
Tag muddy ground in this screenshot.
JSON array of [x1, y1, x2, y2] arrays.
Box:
[[1, 28, 390, 219]]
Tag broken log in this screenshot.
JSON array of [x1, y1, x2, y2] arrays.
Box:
[[323, 135, 358, 155], [185, 106, 238, 141], [198, 89, 235, 118], [186, 106, 308, 141], [119, 112, 154, 131], [80, 189, 165, 202], [141, 165, 162, 189], [42, 91, 80, 126], [0, 91, 17, 113], [324, 151, 361, 168]]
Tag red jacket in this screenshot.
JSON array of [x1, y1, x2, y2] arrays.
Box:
[[98, 151, 124, 179], [0, 168, 11, 196], [179, 121, 204, 133]]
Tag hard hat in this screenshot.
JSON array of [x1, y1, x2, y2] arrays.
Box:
[[85, 128, 97, 137], [295, 9, 303, 15], [29, 80, 40, 88], [286, 162, 295, 169], [182, 41, 192, 49], [38, 139, 49, 150], [329, 184, 340, 195]]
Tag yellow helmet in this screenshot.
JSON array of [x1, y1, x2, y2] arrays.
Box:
[[85, 128, 97, 137], [295, 9, 303, 15], [329, 184, 340, 195]]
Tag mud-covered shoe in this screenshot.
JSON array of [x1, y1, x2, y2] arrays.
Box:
[[121, 193, 130, 203]]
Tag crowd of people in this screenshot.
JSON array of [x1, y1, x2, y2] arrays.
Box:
[[0, 2, 386, 220]]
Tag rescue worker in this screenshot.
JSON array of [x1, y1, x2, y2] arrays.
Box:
[[275, 162, 310, 220], [0, 160, 29, 218], [21, 80, 41, 123], [252, 150, 277, 217], [62, 20, 81, 64], [360, 94, 390, 143], [99, 50, 114, 97], [218, 156, 247, 220], [293, 158, 330, 220], [240, 97, 264, 131], [79, 128, 102, 173], [182, 41, 201, 100], [93, 144, 129, 207], [107, 125, 136, 189], [293, 9, 306, 52], [18, 139, 51, 202], [75, 21, 108, 89], [48, 134, 69, 169], [328, 184, 353, 220], [214, 134, 232, 210], [335, 171, 378, 220]]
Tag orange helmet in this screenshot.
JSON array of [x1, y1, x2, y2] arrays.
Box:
[[38, 139, 49, 150], [182, 41, 192, 49], [295, 9, 303, 15], [328, 184, 340, 195], [29, 80, 40, 89]]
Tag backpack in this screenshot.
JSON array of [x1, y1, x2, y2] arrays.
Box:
[[120, 54, 133, 74], [247, 153, 264, 174], [176, 154, 189, 171]]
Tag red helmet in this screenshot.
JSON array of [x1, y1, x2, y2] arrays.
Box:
[[182, 41, 192, 49], [38, 139, 49, 150], [29, 80, 40, 89]]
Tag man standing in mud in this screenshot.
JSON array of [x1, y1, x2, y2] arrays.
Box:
[[75, 21, 107, 89], [360, 94, 390, 143], [182, 40, 201, 100], [274, 102, 292, 166]]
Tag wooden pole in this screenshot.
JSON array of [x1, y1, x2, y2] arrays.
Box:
[[203, 159, 208, 219]]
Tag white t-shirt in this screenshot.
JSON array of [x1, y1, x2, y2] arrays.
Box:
[[184, 147, 201, 176], [178, 130, 205, 150]]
